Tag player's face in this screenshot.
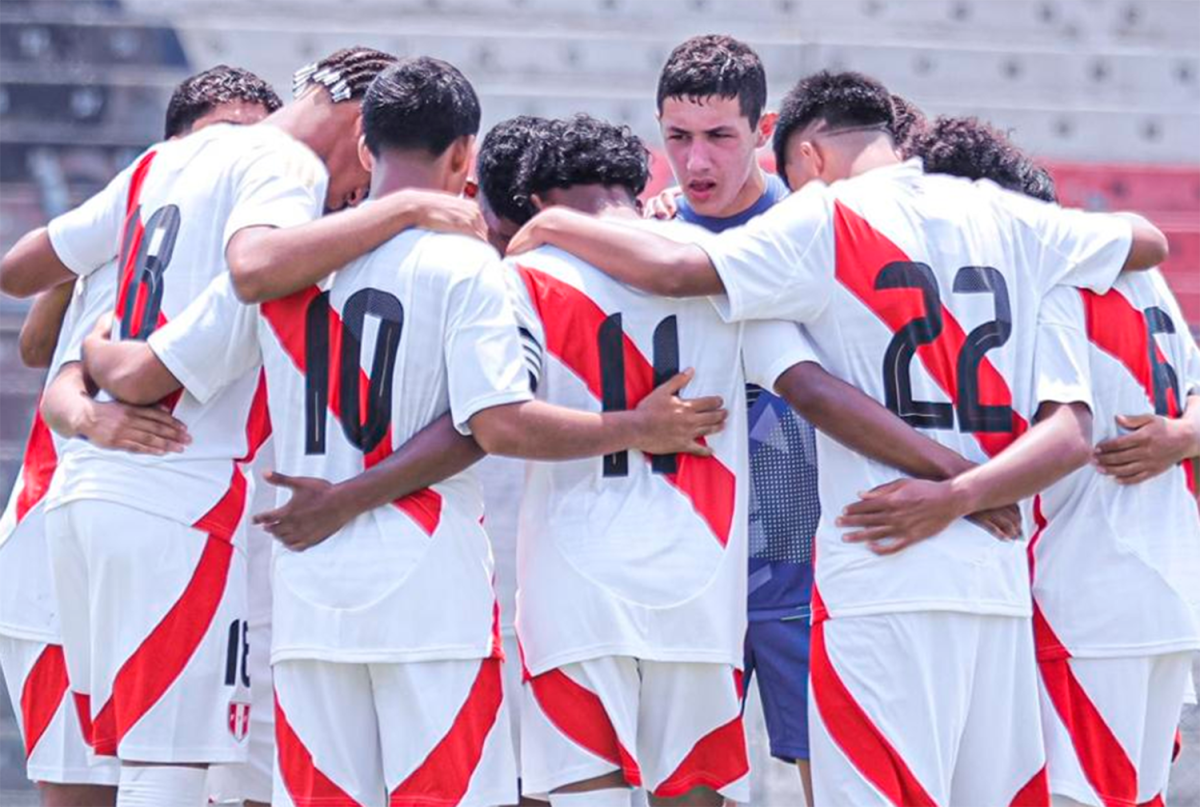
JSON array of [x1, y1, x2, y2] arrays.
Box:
[[189, 100, 272, 133], [324, 111, 371, 212], [659, 95, 768, 217], [480, 195, 521, 253]]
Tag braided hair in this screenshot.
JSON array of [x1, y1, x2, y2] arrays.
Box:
[[292, 46, 397, 103]]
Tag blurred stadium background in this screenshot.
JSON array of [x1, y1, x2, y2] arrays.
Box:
[[0, 0, 1197, 803]]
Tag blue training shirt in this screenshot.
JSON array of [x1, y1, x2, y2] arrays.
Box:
[[677, 173, 818, 622]]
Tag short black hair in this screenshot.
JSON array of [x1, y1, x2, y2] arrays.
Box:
[[656, 34, 767, 127], [362, 57, 481, 157], [517, 114, 650, 204], [293, 46, 398, 104], [164, 65, 281, 139], [913, 116, 1057, 202], [890, 93, 927, 158], [773, 70, 894, 177], [477, 116, 551, 226]]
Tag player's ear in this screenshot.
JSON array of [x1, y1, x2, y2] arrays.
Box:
[[450, 135, 475, 176], [357, 134, 373, 173], [756, 112, 778, 148], [531, 193, 547, 211]]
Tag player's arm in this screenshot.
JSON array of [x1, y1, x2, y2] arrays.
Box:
[[0, 229, 76, 299], [507, 206, 723, 297], [839, 286, 1095, 547], [82, 323, 183, 405], [41, 361, 189, 455], [1117, 212, 1169, 272], [226, 189, 487, 303], [18, 279, 75, 367]]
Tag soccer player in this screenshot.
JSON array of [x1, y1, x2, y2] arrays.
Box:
[[919, 115, 1200, 807], [78, 58, 725, 807], [504, 71, 1168, 804], [0, 64, 280, 807]]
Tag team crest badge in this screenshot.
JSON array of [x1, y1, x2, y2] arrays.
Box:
[[228, 700, 251, 742]]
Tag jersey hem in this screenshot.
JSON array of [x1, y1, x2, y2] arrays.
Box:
[[45, 487, 223, 534], [0, 623, 60, 643], [1055, 639, 1200, 660], [454, 388, 537, 436], [821, 600, 1032, 620], [522, 644, 741, 677], [270, 643, 493, 666]]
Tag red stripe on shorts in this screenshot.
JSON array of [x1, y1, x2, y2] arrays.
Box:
[[14, 404, 57, 524], [389, 658, 504, 806], [19, 644, 68, 759], [275, 694, 364, 806], [89, 468, 247, 755], [654, 669, 747, 797], [810, 620, 937, 807], [516, 264, 736, 547], [1009, 765, 1050, 807], [528, 666, 642, 787]]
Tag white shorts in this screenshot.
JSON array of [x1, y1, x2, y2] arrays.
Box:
[[208, 612, 274, 804], [0, 635, 118, 786], [810, 612, 1047, 806], [273, 657, 516, 807], [520, 656, 749, 801], [501, 631, 522, 768], [46, 498, 249, 764], [1038, 651, 1192, 806]]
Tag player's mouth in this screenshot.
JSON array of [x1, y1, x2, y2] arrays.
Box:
[[687, 178, 718, 202]]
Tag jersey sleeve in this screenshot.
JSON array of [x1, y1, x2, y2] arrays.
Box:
[[444, 251, 535, 435], [1034, 285, 1094, 411], [221, 142, 328, 251], [46, 153, 144, 278], [741, 320, 822, 390], [56, 261, 119, 367], [502, 260, 546, 394], [697, 183, 837, 324], [994, 187, 1133, 295], [147, 272, 262, 404]]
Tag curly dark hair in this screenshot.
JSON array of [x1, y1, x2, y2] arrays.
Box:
[[889, 93, 927, 158], [773, 70, 894, 180], [163, 65, 281, 139], [294, 46, 397, 104], [913, 116, 1057, 202], [477, 116, 552, 226], [656, 34, 768, 126], [516, 114, 650, 205], [362, 57, 480, 157]]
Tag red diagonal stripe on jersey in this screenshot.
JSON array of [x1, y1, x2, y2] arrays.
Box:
[[1029, 497, 1137, 807], [89, 469, 247, 755], [275, 695, 364, 806], [1009, 765, 1049, 806], [653, 673, 747, 798], [833, 202, 1027, 458], [517, 264, 735, 545], [262, 288, 442, 535], [1081, 288, 1195, 493], [113, 151, 158, 322], [811, 620, 938, 807], [72, 692, 94, 747], [238, 370, 273, 464], [1140, 796, 1165, 807], [389, 658, 504, 806], [528, 667, 642, 787], [19, 644, 68, 759], [14, 404, 57, 523]]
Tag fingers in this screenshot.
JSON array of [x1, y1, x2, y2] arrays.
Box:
[[860, 479, 907, 498], [264, 470, 301, 490], [251, 506, 285, 525], [837, 510, 898, 529], [684, 394, 724, 413], [868, 536, 919, 556], [657, 368, 695, 396], [1095, 432, 1145, 454], [1115, 413, 1155, 431], [841, 526, 900, 543], [678, 441, 714, 457], [839, 497, 894, 517]]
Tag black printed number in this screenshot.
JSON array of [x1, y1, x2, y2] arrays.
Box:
[[304, 288, 404, 455], [1144, 306, 1180, 416], [224, 619, 250, 688], [119, 204, 181, 340], [879, 263, 1013, 433], [598, 314, 680, 477]]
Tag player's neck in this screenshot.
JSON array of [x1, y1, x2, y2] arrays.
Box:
[[370, 158, 446, 199], [844, 137, 903, 179], [714, 166, 768, 219], [541, 185, 638, 218]]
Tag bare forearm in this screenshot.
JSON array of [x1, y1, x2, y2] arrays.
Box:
[[775, 363, 972, 480], [951, 402, 1092, 512], [326, 415, 485, 521], [1, 228, 75, 298], [1180, 395, 1200, 459], [471, 400, 644, 460], [41, 363, 94, 438], [228, 193, 424, 303], [19, 280, 75, 367], [531, 210, 722, 297], [83, 338, 181, 405], [1118, 213, 1169, 271]]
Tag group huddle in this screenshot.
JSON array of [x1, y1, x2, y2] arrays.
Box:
[[0, 32, 1198, 807]]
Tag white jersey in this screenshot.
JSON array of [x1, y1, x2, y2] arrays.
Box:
[[700, 158, 1132, 621], [507, 218, 814, 675], [0, 263, 116, 640], [1032, 270, 1200, 659], [149, 222, 533, 664], [477, 455, 525, 635], [44, 124, 327, 527]]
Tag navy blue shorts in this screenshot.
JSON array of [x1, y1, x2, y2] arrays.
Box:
[[742, 615, 811, 762]]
